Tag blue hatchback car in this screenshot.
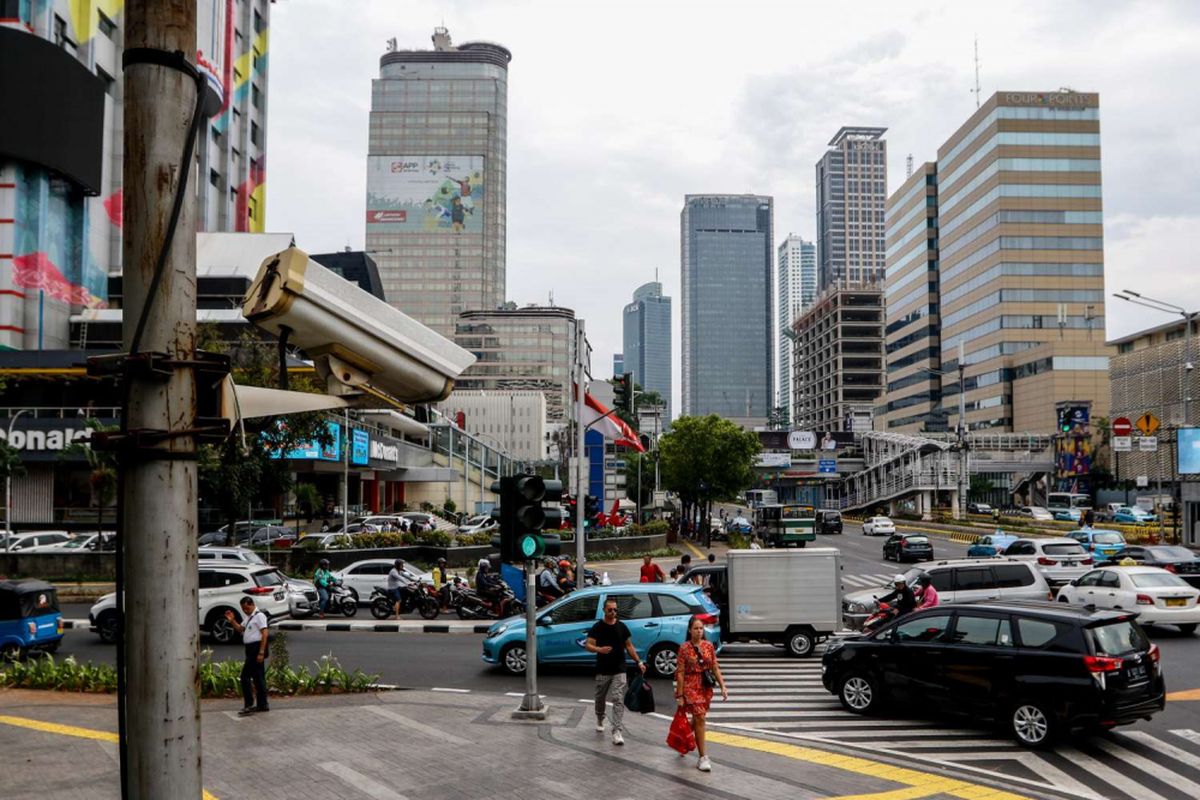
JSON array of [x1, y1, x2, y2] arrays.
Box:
[[1066, 528, 1127, 560], [967, 531, 1018, 558], [482, 583, 721, 678]]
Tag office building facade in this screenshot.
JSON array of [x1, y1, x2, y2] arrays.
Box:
[[453, 306, 580, 423], [0, 0, 271, 350], [777, 235, 816, 423], [621, 281, 673, 421], [792, 284, 885, 431], [681, 195, 773, 427], [815, 127, 887, 291], [436, 390, 548, 462], [880, 162, 944, 432], [937, 90, 1110, 432], [366, 27, 510, 338]]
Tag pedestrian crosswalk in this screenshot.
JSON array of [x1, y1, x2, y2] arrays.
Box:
[[841, 572, 895, 590], [709, 650, 1200, 800]]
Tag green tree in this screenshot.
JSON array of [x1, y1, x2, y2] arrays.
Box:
[[968, 474, 994, 501], [60, 419, 118, 532], [659, 414, 760, 547]]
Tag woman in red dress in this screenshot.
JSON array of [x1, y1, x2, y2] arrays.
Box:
[[674, 615, 728, 772]]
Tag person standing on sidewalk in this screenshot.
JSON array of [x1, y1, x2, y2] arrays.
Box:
[[224, 597, 270, 716], [675, 615, 728, 772], [585, 597, 646, 745]]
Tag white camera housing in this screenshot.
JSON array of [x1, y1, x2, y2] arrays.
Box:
[[242, 246, 475, 403]]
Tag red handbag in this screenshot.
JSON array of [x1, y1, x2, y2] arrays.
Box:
[[666, 708, 696, 754]]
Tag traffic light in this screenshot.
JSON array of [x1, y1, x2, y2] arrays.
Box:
[[496, 475, 556, 563], [614, 372, 633, 414]]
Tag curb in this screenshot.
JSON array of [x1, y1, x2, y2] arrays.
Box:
[[63, 619, 491, 635]]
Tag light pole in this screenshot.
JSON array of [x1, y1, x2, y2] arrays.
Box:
[[3, 408, 30, 551]]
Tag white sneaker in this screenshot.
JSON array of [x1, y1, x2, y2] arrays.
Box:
[[595, 719, 605, 732], [697, 756, 712, 772], [612, 730, 625, 746]]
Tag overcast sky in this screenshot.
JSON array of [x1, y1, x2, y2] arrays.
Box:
[[266, 0, 1200, 411]]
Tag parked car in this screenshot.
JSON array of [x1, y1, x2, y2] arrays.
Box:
[[349, 515, 408, 532], [290, 532, 356, 551], [398, 512, 437, 532], [457, 515, 497, 535], [21, 532, 116, 552], [1058, 566, 1200, 635], [197, 546, 266, 565], [1052, 508, 1082, 522], [861, 516, 896, 536], [1113, 506, 1156, 524], [1066, 529, 1127, 561], [1097, 546, 1200, 588], [967, 532, 1019, 558], [246, 526, 297, 549], [883, 533, 934, 562], [816, 510, 844, 535], [1096, 502, 1125, 523], [88, 563, 291, 644], [1018, 507, 1055, 522], [842, 559, 1052, 630], [199, 520, 279, 546], [0, 531, 72, 551], [482, 583, 721, 678], [333, 559, 434, 605], [1001, 538, 1093, 587], [822, 601, 1165, 746]]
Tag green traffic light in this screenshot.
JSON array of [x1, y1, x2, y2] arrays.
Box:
[[519, 533, 544, 558]]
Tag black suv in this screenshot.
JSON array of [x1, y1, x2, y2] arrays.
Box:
[[816, 510, 843, 535], [822, 600, 1164, 747]]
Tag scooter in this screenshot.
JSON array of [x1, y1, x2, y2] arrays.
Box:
[[325, 579, 358, 618], [369, 583, 440, 620], [453, 583, 524, 620], [862, 601, 899, 635]]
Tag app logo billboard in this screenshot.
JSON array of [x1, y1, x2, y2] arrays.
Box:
[[366, 155, 484, 233]]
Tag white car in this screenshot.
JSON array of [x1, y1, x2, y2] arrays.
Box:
[[1058, 566, 1200, 634], [333, 559, 433, 605], [1000, 538, 1094, 587], [457, 515, 497, 535], [861, 516, 896, 536], [87, 563, 292, 644], [20, 532, 116, 552], [1018, 506, 1054, 522], [0, 531, 72, 551], [198, 546, 266, 564]]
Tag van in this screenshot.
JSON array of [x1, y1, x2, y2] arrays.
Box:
[[842, 558, 1052, 630]]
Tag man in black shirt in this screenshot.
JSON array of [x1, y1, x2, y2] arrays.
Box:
[[585, 597, 646, 746]]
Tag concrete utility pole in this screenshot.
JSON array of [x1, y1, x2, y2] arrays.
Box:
[[121, 1, 202, 796], [575, 321, 587, 573], [3, 408, 30, 551], [957, 341, 968, 520]]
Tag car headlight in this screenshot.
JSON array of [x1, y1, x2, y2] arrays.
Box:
[[487, 624, 508, 639], [845, 601, 867, 614]]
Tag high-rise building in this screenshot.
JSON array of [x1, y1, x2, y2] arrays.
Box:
[[366, 27, 510, 338], [436, 390, 548, 462], [0, 0, 271, 350], [621, 281, 673, 421], [453, 305, 581, 423], [681, 195, 773, 426], [880, 162, 944, 432], [612, 353, 624, 377], [776, 235, 816, 422], [816, 127, 888, 291], [936, 90, 1109, 432]]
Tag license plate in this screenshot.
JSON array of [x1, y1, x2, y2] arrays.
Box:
[[1126, 664, 1147, 682], [274, 592, 284, 601], [1063, 560, 1076, 566], [1166, 598, 1187, 607]]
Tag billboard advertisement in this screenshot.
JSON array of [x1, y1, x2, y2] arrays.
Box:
[[1180, 428, 1200, 475], [366, 156, 484, 233], [1055, 436, 1092, 478], [351, 429, 370, 466], [276, 421, 341, 462]]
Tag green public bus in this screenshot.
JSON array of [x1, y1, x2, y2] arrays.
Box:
[[756, 504, 817, 548]]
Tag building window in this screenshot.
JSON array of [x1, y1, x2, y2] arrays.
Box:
[[53, 15, 77, 54], [252, 84, 262, 109], [253, 9, 263, 34], [95, 65, 116, 97], [1117, 342, 1134, 354], [250, 121, 260, 146], [97, 10, 117, 39], [252, 48, 262, 71], [247, 195, 258, 221], [209, 169, 221, 189]]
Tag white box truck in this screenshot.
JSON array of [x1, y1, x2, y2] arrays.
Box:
[[680, 548, 842, 657]]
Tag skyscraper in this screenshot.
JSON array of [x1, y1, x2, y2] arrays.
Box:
[[622, 281, 673, 421], [0, 0, 272, 350], [366, 28, 510, 338], [612, 354, 624, 377], [777, 235, 816, 421], [936, 90, 1109, 432], [816, 127, 888, 291], [681, 195, 773, 426]]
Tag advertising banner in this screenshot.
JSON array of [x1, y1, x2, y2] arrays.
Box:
[[756, 453, 791, 468], [277, 421, 341, 461], [366, 155, 485, 233], [1055, 436, 1092, 478], [351, 428, 370, 466]]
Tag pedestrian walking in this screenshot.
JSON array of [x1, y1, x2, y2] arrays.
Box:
[[674, 615, 728, 771], [585, 597, 646, 746], [639, 555, 665, 583], [678, 554, 692, 581], [224, 597, 270, 716], [706, 553, 716, 565]]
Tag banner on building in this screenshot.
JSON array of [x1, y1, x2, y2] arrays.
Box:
[[366, 155, 484, 233]]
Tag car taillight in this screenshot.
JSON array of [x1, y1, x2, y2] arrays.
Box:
[[1136, 594, 1154, 605], [901, 540, 908, 548], [245, 586, 274, 595], [1037, 557, 1055, 566], [1081, 558, 1093, 565], [696, 613, 719, 626], [1084, 654, 1124, 673], [1148, 643, 1160, 664], [57, 618, 63, 635], [1165, 564, 1177, 573], [27, 621, 36, 636]]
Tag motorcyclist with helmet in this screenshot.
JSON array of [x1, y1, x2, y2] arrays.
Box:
[[313, 558, 335, 619], [386, 558, 416, 618], [432, 557, 451, 609], [475, 558, 510, 617], [537, 557, 564, 604], [556, 558, 577, 593], [877, 574, 917, 616], [914, 573, 939, 609]]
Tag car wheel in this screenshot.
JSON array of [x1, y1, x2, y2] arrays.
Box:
[[208, 610, 238, 645], [1178, 623, 1197, 636], [0, 641, 23, 661], [1011, 700, 1057, 748], [97, 612, 121, 644], [838, 673, 880, 714], [784, 627, 815, 657], [500, 642, 527, 675], [649, 642, 679, 679]]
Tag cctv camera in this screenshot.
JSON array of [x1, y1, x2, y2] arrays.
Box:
[[242, 246, 475, 403]]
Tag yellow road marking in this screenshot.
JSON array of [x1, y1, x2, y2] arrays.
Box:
[[0, 715, 220, 799], [682, 538, 705, 559], [705, 730, 1032, 800], [1167, 687, 1200, 701]]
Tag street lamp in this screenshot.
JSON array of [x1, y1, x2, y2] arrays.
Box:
[[4, 408, 31, 551], [1113, 291, 1198, 427], [918, 341, 969, 519]]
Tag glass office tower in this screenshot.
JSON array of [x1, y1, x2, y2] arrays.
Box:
[[777, 234, 816, 423], [622, 281, 673, 422], [816, 127, 888, 292]]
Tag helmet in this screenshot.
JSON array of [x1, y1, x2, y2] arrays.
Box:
[[394, 559, 405, 568], [559, 559, 571, 569], [437, 557, 447, 566], [893, 574, 907, 585], [915, 574, 931, 589], [319, 559, 330, 568]]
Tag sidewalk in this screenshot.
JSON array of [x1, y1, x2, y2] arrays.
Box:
[[0, 687, 1047, 800]]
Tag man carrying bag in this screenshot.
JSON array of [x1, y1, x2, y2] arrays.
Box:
[[623, 670, 656, 714]]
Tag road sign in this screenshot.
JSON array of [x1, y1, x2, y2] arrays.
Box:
[[1112, 417, 1133, 437], [1113, 436, 1132, 452], [1137, 475, 1149, 488], [1136, 413, 1160, 436], [1137, 436, 1158, 452], [818, 459, 837, 474]]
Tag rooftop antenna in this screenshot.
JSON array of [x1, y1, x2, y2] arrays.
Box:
[[548, 289, 555, 306], [905, 154, 914, 178], [970, 35, 982, 109]]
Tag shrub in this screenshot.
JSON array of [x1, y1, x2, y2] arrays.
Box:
[[456, 531, 493, 546], [417, 530, 452, 548], [443, 498, 457, 513]]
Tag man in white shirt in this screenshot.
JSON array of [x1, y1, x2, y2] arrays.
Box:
[[225, 597, 270, 715]]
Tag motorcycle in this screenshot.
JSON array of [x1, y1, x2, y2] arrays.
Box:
[[325, 579, 358, 618], [369, 583, 440, 620], [862, 600, 899, 635], [453, 582, 524, 620]]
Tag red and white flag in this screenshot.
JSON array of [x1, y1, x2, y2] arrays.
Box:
[[578, 387, 645, 452]]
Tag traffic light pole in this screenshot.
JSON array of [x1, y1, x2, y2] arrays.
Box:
[[575, 321, 587, 576], [512, 560, 547, 719]]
